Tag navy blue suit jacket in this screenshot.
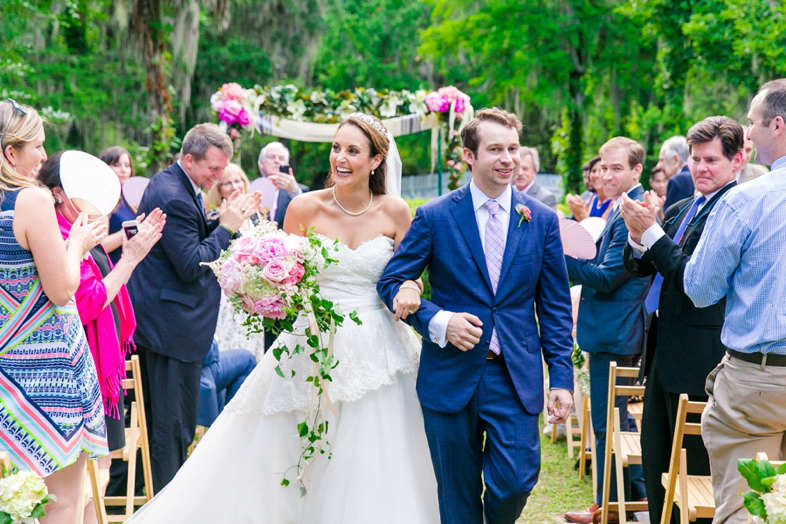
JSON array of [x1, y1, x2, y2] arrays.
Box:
[[565, 185, 650, 356], [273, 183, 309, 226], [128, 163, 233, 362], [664, 165, 694, 210], [378, 185, 574, 415]]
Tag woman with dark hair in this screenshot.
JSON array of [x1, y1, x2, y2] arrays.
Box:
[[100, 146, 138, 264], [568, 155, 612, 220], [0, 100, 109, 523], [127, 114, 438, 523], [37, 151, 165, 523]]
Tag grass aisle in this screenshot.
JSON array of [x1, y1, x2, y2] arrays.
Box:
[[517, 419, 594, 523]]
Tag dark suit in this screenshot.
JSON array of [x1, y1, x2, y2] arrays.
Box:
[[622, 183, 734, 524], [664, 165, 694, 210], [128, 162, 233, 491], [525, 181, 557, 210], [565, 184, 650, 507], [378, 185, 574, 524], [272, 182, 309, 226]]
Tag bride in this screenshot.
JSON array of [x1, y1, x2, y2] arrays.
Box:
[[129, 114, 440, 523]]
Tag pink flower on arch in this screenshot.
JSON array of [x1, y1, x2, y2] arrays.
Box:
[[221, 82, 245, 102], [220, 100, 250, 127], [426, 92, 450, 113]]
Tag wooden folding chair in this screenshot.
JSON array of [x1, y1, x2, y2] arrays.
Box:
[[578, 395, 593, 481], [599, 362, 648, 524], [88, 355, 155, 521], [80, 460, 109, 524], [660, 394, 713, 524]]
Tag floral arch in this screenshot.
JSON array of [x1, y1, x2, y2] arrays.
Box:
[[209, 84, 473, 192]]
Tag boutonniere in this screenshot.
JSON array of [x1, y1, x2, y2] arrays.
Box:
[[515, 203, 532, 227]]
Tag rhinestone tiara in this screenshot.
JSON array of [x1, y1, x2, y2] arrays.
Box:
[[346, 112, 389, 137]]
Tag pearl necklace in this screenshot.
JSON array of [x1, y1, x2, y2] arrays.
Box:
[[332, 186, 373, 216]]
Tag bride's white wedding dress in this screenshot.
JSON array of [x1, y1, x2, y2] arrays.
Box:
[[129, 234, 440, 523]]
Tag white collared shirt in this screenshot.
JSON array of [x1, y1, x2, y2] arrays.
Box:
[[177, 159, 202, 198], [426, 181, 511, 347]]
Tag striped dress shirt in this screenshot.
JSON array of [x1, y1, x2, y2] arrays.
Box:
[[684, 156, 786, 354]]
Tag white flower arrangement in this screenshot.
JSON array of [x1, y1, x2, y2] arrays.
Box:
[[0, 468, 56, 524]]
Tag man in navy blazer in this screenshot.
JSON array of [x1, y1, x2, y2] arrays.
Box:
[[128, 124, 261, 491], [564, 137, 649, 523], [378, 108, 574, 524]]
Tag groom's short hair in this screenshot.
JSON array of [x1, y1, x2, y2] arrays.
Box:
[[461, 108, 522, 159]]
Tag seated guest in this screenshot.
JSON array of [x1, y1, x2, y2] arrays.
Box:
[[621, 116, 741, 524], [580, 160, 593, 202], [512, 146, 557, 209], [99, 146, 138, 265], [208, 163, 267, 359], [197, 339, 256, 427], [37, 152, 166, 524]]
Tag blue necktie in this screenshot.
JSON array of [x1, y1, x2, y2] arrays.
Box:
[[196, 192, 207, 220], [644, 196, 705, 314]]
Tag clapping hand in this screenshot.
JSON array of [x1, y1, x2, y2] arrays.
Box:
[[620, 192, 659, 244], [68, 212, 108, 255], [219, 190, 264, 233], [269, 167, 300, 195], [121, 208, 166, 266], [566, 194, 589, 221]]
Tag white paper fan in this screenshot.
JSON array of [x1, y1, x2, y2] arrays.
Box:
[[579, 216, 607, 243], [559, 218, 597, 260], [59, 150, 121, 216]]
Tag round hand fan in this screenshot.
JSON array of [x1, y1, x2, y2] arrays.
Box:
[[559, 218, 597, 259], [59, 150, 121, 217]]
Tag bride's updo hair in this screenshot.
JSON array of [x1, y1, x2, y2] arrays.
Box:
[[328, 113, 389, 195]]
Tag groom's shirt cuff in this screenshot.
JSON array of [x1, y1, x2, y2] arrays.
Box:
[[428, 310, 453, 348]]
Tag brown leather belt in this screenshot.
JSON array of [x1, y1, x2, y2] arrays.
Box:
[[486, 350, 503, 360], [728, 350, 786, 367]]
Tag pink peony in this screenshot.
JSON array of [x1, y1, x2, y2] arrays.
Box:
[[426, 92, 450, 113], [255, 237, 289, 263], [455, 95, 468, 114], [283, 263, 305, 284], [261, 261, 289, 283], [221, 82, 246, 102], [252, 296, 287, 319], [220, 100, 243, 126], [231, 236, 256, 263], [221, 259, 243, 293]]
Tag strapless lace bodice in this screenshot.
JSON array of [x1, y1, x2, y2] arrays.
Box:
[[226, 234, 421, 416]]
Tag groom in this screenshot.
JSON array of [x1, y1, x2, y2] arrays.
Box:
[[378, 108, 574, 524]]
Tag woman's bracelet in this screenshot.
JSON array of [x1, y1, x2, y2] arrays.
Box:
[[400, 282, 421, 294]]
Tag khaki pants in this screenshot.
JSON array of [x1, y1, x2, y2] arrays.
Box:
[[702, 354, 786, 523]]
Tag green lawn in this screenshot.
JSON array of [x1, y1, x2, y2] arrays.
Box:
[[517, 419, 594, 523]]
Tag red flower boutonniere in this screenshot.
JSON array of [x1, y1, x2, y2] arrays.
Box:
[[515, 203, 532, 227]]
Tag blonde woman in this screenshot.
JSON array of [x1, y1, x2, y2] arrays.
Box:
[[207, 163, 256, 232], [0, 99, 109, 523]]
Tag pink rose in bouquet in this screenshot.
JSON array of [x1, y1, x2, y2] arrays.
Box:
[[283, 263, 305, 285], [256, 237, 289, 263], [221, 82, 246, 102], [262, 261, 290, 283], [231, 236, 256, 263], [252, 296, 287, 319]]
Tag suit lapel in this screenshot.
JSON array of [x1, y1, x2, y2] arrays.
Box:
[[450, 186, 493, 293], [497, 190, 527, 286], [172, 163, 207, 228]]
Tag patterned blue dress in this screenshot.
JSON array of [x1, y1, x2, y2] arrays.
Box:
[[0, 189, 108, 476]]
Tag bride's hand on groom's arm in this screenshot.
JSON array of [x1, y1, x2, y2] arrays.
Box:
[[446, 313, 483, 351], [393, 283, 421, 321]]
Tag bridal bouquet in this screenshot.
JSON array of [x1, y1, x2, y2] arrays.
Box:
[[205, 220, 359, 493], [739, 457, 786, 523], [0, 467, 57, 524]]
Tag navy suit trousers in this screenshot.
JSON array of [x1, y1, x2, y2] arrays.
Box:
[[421, 359, 535, 524]]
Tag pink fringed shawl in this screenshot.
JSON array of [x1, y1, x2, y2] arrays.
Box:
[[58, 213, 136, 419]]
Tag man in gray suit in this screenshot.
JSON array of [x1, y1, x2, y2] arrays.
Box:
[[513, 146, 557, 210]]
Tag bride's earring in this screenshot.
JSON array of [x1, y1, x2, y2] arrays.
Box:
[[371, 169, 375, 176]]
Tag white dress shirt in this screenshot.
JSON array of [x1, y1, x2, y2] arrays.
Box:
[[427, 181, 511, 347]]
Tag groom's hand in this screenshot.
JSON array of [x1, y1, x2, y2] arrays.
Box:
[[547, 388, 574, 424], [446, 313, 483, 351]]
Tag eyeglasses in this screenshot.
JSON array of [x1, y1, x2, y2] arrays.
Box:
[[1, 98, 28, 156]]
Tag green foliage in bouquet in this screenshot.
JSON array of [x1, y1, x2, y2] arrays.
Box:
[[738, 457, 786, 522]]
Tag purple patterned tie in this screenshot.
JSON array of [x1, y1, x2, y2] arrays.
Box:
[[485, 199, 504, 355]]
